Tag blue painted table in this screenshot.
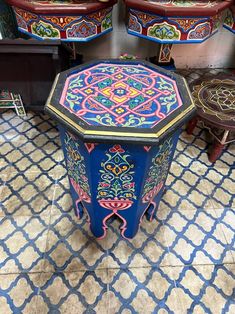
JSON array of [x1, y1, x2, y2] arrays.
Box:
[[46, 59, 195, 239]]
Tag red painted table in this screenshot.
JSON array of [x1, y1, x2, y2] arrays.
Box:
[[5, 0, 117, 41], [124, 0, 233, 67]]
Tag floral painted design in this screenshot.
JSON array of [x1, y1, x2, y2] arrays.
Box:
[[142, 138, 173, 204], [32, 21, 60, 38], [97, 144, 136, 211], [64, 132, 91, 203], [148, 22, 180, 40], [127, 8, 222, 43], [13, 7, 114, 41]]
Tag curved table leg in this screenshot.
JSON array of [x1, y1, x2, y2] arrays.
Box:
[[146, 202, 156, 222], [209, 141, 224, 163], [69, 181, 84, 219], [209, 130, 229, 163]]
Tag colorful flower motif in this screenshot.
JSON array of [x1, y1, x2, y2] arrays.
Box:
[[146, 90, 155, 96], [32, 21, 60, 38], [115, 74, 124, 79], [188, 22, 211, 39], [115, 107, 125, 114], [109, 144, 125, 153], [148, 22, 181, 40], [84, 88, 93, 94], [65, 132, 91, 203], [97, 145, 136, 210], [142, 138, 173, 204]]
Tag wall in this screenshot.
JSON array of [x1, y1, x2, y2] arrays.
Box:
[[78, 2, 235, 69]]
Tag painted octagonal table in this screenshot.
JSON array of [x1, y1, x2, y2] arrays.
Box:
[[5, 0, 117, 41], [124, 0, 233, 66], [45, 59, 195, 239]]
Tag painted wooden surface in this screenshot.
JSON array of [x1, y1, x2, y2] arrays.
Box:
[[6, 0, 117, 41], [46, 60, 195, 238]]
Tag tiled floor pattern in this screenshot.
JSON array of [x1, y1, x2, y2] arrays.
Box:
[[0, 69, 234, 313]]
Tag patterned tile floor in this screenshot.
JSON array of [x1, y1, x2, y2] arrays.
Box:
[[0, 69, 234, 314]]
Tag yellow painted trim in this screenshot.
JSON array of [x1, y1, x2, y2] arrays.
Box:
[[46, 75, 195, 139], [46, 73, 60, 108]]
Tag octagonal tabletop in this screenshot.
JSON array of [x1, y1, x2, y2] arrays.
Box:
[[46, 59, 195, 145], [192, 75, 235, 131], [6, 0, 117, 14], [124, 0, 233, 17]]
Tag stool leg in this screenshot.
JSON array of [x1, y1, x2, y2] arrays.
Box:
[[186, 116, 198, 135], [146, 202, 156, 222], [69, 180, 84, 219], [209, 130, 229, 163], [209, 141, 224, 163]]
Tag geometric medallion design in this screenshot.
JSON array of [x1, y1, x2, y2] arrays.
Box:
[[0, 68, 234, 313], [192, 78, 235, 124], [60, 63, 183, 128]]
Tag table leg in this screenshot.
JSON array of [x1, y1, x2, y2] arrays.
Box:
[[150, 44, 175, 69], [158, 44, 173, 64], [146, 186, 165, 222], [186, 116, 198, 135], [209, 130, 229, 162], [69, 178, 84, 219], [91, 205, 145, 239], [209, 141, 225, 163]]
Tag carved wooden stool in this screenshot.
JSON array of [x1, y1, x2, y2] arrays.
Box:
[[187, 76, 235, 162]]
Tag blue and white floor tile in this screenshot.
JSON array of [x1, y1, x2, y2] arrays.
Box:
[[0, 69, 234, 313]]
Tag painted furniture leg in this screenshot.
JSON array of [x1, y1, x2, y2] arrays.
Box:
[[146, 187, 165, 222], [158, 44, 173, 64], [150, 44, 175, 69], [59, 126, 180, 239], [69, 178, 84, 219], [209, 130, 230, 162], [209, 141, 225, 163], [186, 116, 198, 135]]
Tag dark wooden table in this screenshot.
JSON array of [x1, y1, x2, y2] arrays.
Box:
[[187, 75, 235, 162], [0, 38, 71, 111]]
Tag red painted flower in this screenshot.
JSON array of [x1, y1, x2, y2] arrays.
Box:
[[109, 145, 125, 153], [81, 175, 88, 182], [123, 182, 135, 189], [100, 182, 110, 188]]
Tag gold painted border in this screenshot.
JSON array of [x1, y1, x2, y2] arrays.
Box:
[[46, 75, 195, 139]]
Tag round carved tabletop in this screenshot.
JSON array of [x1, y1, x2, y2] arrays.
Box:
[[192, 76, 235, 130]]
